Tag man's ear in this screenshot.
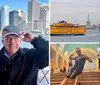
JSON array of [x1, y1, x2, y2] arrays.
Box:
[[2, 39, 4, 45]]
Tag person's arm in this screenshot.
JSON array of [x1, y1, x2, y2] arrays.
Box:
[[31, 36, 49, 69], [20, 32, 49, 69], [69, 54, 76, 60], [83, 54, 92, 63]]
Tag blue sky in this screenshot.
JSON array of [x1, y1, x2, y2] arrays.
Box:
[[0, 0, 49, 13]]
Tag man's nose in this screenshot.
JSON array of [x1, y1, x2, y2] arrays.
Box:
[[10, 38, 15, 44]]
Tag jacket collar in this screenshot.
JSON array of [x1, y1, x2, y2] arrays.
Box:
[[0, 47, 26, 57], [0, 47, 27, 84]]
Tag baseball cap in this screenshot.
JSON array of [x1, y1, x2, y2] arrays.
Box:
[[2, 25, 20, 38]]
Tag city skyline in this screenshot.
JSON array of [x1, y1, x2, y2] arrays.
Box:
[[0, 0, 49, 34], [51, 0, 100, 25], [0, 0, 49, 20], [0, 0, 49, 11]]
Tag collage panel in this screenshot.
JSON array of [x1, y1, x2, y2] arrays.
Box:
[[0, 0, 49, 85], [50, 0, 100, 42], [0, 0, 100, 85], [50, 44, 100, 85], [50, 0, 100, 85]]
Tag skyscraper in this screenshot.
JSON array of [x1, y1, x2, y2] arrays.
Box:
[[9, 10, 19, 26], [28, 0, 41, 31], [9, 9, 26, 31], [40, 4, 49, 29], [1, 5, 9, 29]]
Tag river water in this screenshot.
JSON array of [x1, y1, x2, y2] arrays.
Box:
[[50, 29, 100, 42]]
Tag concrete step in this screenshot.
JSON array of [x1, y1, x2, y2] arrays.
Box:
[[51, 77, 99, 80], [77, 72, 100, 85], [78, 78, 100, 81], [81, 72, 100, 74], [78, 75, 100, 77], [51, 72, 100, 77], [51, 81, 75, 85], [51, 78, 65, 81], [51, 75, 100, 78], [51, 78, 100, 82], [79, 73, 100, 75], [79, 81, 100, 85], [51, 76, 65, 79], [50, 83, 74, 85], [51, 75, 66, 77], [51, 74, 67, 76], [51, 79, 75, 82], [51, 72, 100, 75], [50, 72, 100, 85]]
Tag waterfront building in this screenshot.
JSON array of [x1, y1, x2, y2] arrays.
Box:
[[28, 0, 41, 31], [1, 5, 9, 29], [40, 4, 49, 29], [9, 9, 26, 31]]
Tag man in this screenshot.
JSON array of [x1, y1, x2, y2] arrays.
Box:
[[0, 25, 49, 85], [97, 51, 100, 69], [61, 66, 66, 73], [60, 47, 92, 85], [68, 56, 73, 72]]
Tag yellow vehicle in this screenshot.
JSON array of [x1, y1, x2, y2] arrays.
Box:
[[50, 21, 86, 35]]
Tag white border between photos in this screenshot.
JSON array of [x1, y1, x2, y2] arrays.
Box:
[[49, 0, 50, 84], [50, 42, 100, 44]]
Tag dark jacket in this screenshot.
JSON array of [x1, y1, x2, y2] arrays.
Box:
[[0, 36, 49, 85]]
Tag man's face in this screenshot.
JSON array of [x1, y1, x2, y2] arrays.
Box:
[[2, 34, 21, 54], [76, 48, 81, 56]]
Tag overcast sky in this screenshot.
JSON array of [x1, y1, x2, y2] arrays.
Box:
[[50, 0, 100, 25]]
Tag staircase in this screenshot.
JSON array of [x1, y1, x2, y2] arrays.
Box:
[[78, 72, 100, 85], [50, 72, 75, 85], [50, 72, 100, 85]]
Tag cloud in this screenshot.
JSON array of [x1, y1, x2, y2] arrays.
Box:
[[50, 0, 100, 24]]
